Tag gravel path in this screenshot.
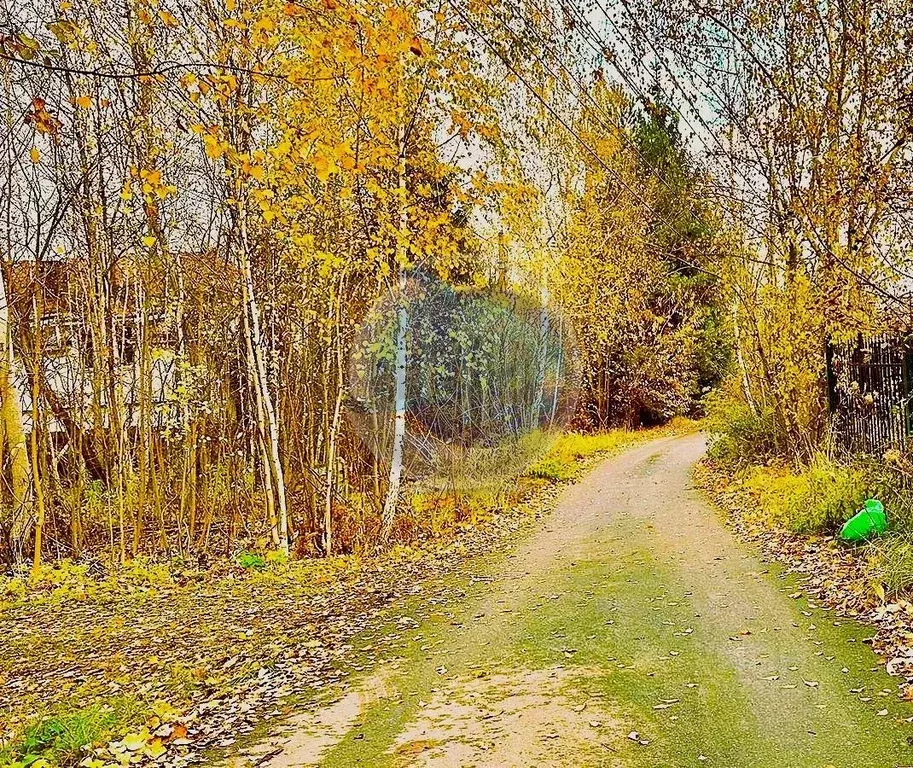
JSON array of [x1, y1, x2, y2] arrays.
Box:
[[254, 433, 913, 767]]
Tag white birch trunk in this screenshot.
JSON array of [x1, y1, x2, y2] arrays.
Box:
[[381, 124, 409, 540], [239, 207, 289, 555], [381, 268, 408, 539], [324, 283, 345, 556]]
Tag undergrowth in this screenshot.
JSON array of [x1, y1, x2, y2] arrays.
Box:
[[527, 431, 638, 481], [739, 459, 869, 534], [398, 418, 699, 541], [0, 698, 146, 768], [529, 416, 699, 482], [704, 388, 913, 598]]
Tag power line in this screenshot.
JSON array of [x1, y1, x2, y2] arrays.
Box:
[[446, 1, 650, 207], [0, 52, 329, 82], [571, 0, 913, 300], [493, 0, 683, 202], [560, 0, 762, 212], [447, 0, 725, 285]]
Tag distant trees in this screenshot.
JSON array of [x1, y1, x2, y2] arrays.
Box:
[[555, 84, 728, 428], [352, 274, 573, 448], [632, 0, 913, 459]]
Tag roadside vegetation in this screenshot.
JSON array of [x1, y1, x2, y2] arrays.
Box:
[[702, 384, 913, 600], [0, 0, 724, 575]]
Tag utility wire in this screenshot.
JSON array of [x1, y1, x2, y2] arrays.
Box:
[[493, 0, 683, 202], [447, 0, 724, 283], [447, 1, 649, 207]]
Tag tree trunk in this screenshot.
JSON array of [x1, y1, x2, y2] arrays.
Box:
[[381, 121, 409, 542], [0, 266, 31, 550], [238, 205, 289, 555], [381, 268, 408, 540], [531, 282, 550, 430], [29, 296, 46, 577]]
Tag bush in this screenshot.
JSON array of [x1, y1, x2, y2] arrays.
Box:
[[863, 452, 913, 534], [704, 389, 779, 468], [744, 455, 869, 534]]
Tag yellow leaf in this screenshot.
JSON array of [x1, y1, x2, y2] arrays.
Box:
[[75, 95, 91, 109], [142, 236, 156, 247], [312, 153, 331, 183], [143, 739, 167, 759], [203, 134, 224, 160], [151, 696, 178, 717], [122, 731, 147, 751], [158, 10, 179, 26], [29, 147, 40, 163], [873, 581, 886, 604], [47, 21, 77, 44]]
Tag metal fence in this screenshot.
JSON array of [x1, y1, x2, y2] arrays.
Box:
[[826, 333, 913, 453]]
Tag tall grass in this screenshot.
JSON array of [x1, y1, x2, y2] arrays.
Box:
[[741, 459, 869, 533], [527, 431, 639, 481]]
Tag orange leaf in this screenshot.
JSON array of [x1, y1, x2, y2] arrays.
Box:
[[312, 153, 331, 182]]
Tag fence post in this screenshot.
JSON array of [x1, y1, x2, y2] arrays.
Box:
[[903, 349, 913, 445]]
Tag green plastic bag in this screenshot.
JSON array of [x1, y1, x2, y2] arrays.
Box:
[[839, 499, 887, 542]]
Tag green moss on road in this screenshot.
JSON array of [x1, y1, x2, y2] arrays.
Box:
[[306, 436, 913, 767]]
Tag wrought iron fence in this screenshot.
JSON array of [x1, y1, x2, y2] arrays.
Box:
[[826, 333, 913, 453]]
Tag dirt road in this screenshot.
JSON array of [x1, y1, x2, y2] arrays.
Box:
[[247, 433, 913, 767]]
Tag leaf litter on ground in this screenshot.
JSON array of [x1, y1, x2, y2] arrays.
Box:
[[696, 461, 913, 707], [1, 469, 592, 767]]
